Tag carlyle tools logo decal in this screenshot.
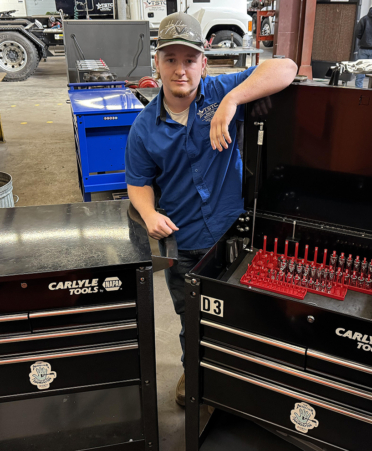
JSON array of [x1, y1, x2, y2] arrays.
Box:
[[197, 103, 220, 122], [29, 361, 57, 390], [102, 277, 122, 291], [290, 402, 319, 433], [49, 279, 99, 296], [336, 328, 372, 352]]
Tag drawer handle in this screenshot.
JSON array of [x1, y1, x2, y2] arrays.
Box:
[[308, 349, 372, 375], [201, 319, 305, 355], [0, 314, 28, 323], [201, 341, 372, 401], [0, 323, 137, 344], [201, 362, 372, 425], [30, 302, 136, 319], [0, 343, 138, 365]]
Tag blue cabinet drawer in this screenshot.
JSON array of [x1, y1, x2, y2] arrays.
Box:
[[77, 112, 140, 128]]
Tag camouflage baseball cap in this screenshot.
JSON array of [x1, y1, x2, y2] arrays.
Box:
[[157, 12, 204, 53]]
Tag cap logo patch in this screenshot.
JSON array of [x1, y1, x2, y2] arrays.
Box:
[[159, 20, 202, 42]]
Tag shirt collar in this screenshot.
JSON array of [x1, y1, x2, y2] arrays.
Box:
[[155, 81, 205, 125]]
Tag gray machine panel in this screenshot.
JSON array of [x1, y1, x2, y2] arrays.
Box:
[[63, 20, 152, 83]]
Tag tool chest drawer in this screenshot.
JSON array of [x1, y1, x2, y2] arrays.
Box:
[[201, 319, 306, 368], [0, 313, 31, 336], [0, 321, 137, 356], [0, 384, 144, 451], [201, 362, 372, 451], [0, 342, 139, 397], [201, 340, 372, 414], [199, 282, 314, 348], [80, 111, 140, 128], [30, 302, 137, 331], [307, 349, 372, 390]]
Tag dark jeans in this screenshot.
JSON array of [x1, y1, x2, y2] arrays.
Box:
[[159, 241, 210, 367]]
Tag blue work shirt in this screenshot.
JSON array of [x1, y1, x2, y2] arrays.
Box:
[[125, 67, 256, 250]]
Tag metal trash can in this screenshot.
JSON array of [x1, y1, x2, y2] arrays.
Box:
[[0, 172, 15, 208]]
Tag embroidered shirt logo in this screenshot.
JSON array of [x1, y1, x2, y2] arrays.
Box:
[[29, 361, 57, 390], [197, 103, 219, 122], [290, 402, 319, 433]]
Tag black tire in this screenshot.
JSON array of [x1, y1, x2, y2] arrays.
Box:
[[252, 14, 257, 35], [261, 18, 273, 48], [0, 31, 40, 82], [212, 30, 245, 68]]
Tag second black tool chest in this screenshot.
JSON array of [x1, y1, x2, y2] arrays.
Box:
[[0, 200, 158, 451], [185, 83, 372, 451]]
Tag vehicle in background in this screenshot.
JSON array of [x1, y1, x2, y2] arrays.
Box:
[[0, 0, 252, 81], [126, 0, 252, 65], [1, 0, 58, 17], [0, 9, 64, 81], [247, 0, 275, 48]]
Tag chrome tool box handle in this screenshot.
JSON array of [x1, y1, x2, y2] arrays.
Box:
[[0, 323, 137, 344], [0, 343, 138, 365], [29, 302, 136, 319]]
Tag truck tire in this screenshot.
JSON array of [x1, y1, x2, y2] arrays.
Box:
[[0, 31, 40, 82], [212, 30, 245, 68], [252, 14, 257, 35], [261, 18, 273, 48]]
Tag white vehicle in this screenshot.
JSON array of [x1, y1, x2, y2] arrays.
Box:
[[127, 0, 252, 63], [247, 0, 275, 48], [0, 0, 57, 16]]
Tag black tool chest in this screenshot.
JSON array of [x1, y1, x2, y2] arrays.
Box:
[[185, 84, 372, 451], [0, 200, 158, 451]]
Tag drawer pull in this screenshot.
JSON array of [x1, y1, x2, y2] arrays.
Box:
[[201, 320, 305, 355], [0, 343, 138, 365], [201, 341, 372, 401], [308, 349, 372, 375], [0, 323, 137, 344], [0, 314, 28, 322], [201, 362, 372, 425], [30, 302, 136, 318]]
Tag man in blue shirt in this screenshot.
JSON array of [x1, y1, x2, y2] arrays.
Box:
[[125, 12, 297, 406]]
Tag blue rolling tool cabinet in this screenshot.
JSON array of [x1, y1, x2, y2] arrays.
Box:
[[68, 82, 144, 201]]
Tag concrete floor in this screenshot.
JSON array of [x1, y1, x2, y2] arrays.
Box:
[[0, 46, 272, 451]]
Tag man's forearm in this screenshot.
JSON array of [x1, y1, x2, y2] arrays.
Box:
[[227, 58, 298, 106], [127, 184, 156, 221]]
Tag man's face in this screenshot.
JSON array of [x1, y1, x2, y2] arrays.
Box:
[[155, 44, 207, 99]]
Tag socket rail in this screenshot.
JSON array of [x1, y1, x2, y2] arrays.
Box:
[[240, 237, 372, 301]]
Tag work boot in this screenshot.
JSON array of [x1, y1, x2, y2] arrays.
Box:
[[175, 372, 185, 406]]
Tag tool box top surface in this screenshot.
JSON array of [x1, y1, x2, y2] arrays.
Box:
[[135, 88, 161, 105], [68, 87, 144, 115], [0, 200, 152, 277], [243, 83, 372, 234]]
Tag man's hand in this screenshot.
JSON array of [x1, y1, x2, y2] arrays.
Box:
[[143, 211, 179, 240], [210, 96, 237, 152]]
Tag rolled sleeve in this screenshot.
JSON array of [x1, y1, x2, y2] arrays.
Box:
[[210, 66, 257, 121], [213, 66, 257, 98], [125, 125, 157, 186]]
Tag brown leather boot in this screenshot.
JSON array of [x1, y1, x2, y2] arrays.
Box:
[[175, 372, 185, 406]]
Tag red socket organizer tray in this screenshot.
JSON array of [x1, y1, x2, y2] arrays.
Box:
[[240, 237, 372, 301]]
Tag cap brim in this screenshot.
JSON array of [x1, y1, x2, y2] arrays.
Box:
[[156, 41, 204, 53]]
